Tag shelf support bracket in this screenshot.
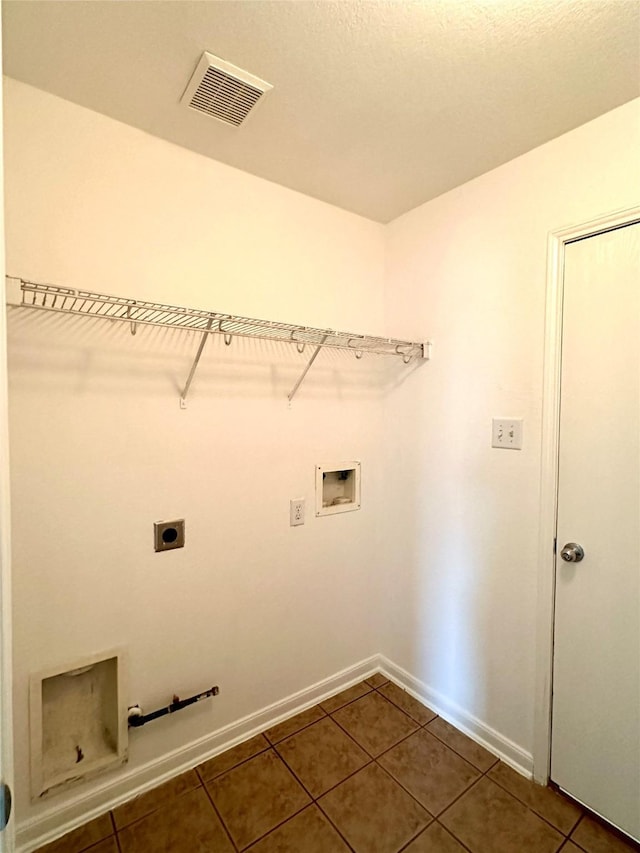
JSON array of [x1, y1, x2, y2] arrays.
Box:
[[127, 304, 137, 336], [288, 335, 328, 404], [180, 316, 215, 409]]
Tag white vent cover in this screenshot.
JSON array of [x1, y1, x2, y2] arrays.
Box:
[[181, 52, 273, 127]]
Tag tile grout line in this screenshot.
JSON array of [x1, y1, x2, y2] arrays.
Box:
[[435, 771, 488, 824], [372, 753, 474, 825], [312, 795, 362, 853], [239, 810, 315, 853], [434, 820, 477, 853], [113, 823, 123, 853], [273, 739, 373, 803], [108, 811, 123, 853], [421, 721, 499, 773], [171, 716, 363, 853], [496, 779, 581, 844], [109, 780, 206, 845], [109, 773, 203, 833], [372, 759, 436, 820], [318, 684, 374, 716], [436, 768, 570, 850], [479, 764, 573, 843], [414, 721, 579, 843], [197, 767, 241, 853], [268, 707, 444, 853], [566, 801, 640, 851], [371, 724, 426, 762], [396, 819, 477, 853], [373, 681, 440, 728], [327, 711, 377, 760], [202, 741, 360, 853], [271, 705, 439, 853], [329, 690, 422, 760], [303, 706, 434, 853], [566, 813, 586, 840], [243, 795, 357, 853], [370, 719, 507, 828], [264, 708, 328, 746], [198, 739, 271, 786], [260, 702, 384, 848], [434, 770, 561, 853], [330, 691, 470, 827], [374, 680, 474, 760], [265, 680, 384, 753], [418, 717, 586, 842], [76, 834, 123, 853], [270, 740, 360, 852], [486, 770, 583, 839]]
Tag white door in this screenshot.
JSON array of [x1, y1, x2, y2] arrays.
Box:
[[0, 17, 16, 847], [551, 221, 640, 842]]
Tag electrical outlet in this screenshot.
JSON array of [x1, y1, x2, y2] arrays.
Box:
[[492, 418, 523, 450], [290, 498, 305, 526]]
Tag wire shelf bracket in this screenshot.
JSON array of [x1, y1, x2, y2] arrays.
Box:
[[288, 336, 328, 404], [6, 277, 431, 406], [180, 316, 215, 409]]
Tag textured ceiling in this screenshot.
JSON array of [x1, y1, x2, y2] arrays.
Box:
[[2, 0, 639, 222]]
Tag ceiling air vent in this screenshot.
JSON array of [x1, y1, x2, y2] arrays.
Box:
[[181, 52, 273, 127]]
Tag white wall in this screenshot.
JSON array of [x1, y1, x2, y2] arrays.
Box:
[[383, 97, 640, 756], [3, 78, 392, 834]]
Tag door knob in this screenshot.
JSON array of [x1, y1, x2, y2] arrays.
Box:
[[560, 543, 584, 563], [0, 781, 11, 830]]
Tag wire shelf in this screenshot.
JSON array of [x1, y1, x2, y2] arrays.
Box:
[[12, 279, 424, 358], [7, 277, 429, 404]]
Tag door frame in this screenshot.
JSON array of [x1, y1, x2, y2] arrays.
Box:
[[0, 255, 14, 853], [533, 204, 640, 784]]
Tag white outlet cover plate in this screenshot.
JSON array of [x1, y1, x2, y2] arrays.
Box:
[[290, 498, 305, 526], [492, 418, 523, 450]]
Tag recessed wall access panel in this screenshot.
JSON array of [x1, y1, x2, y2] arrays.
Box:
[[29, 649, 128, 800], [316, 462, 361, 516]]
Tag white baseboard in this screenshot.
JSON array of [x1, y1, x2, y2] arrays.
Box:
[[18, 653, 534, 851], [17, 655, 382, 853], [378, 655, 533, 778]]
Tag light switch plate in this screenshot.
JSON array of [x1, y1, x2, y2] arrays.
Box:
[[492, 418, 523, 450]]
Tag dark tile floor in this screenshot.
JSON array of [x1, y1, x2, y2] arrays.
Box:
[[36, 673, 639, 853]]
